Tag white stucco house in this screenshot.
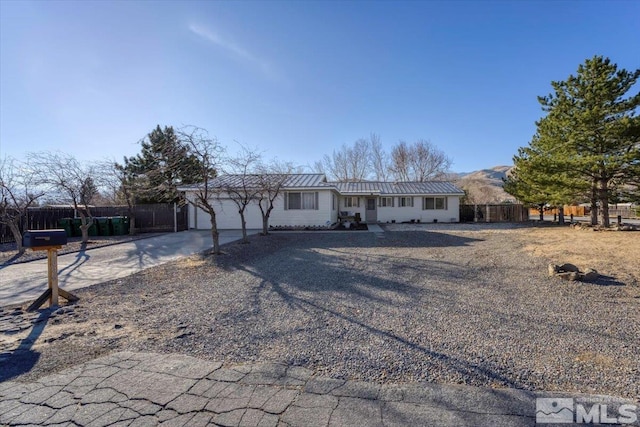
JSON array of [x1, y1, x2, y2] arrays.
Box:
[[179, 173, 465, 230]]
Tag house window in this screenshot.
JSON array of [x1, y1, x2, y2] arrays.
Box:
[[423, 197, 447, 210], [332, 194, 336, 211], [344, 197, 359, 208], [286, 192, 318, 210], [399, 197, 414, 207], [379, 197, 394, 207]]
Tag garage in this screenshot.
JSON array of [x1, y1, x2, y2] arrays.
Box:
[[195, 198, 263, 230]]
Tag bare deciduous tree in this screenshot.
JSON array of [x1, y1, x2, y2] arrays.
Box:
[[369, 133, 390, 181], [321, 139, 371, 181], [390, 140, 451, 182], [389, 141, 411, 181], [256, 160, 295, 236], [0, 157, 46, 253], [177, 126, 224, 254], [222, 146, 262, 244], [311, 160, 325, 175], [412, 139, 452, 181], [95, 159, 139, 234], [30, 152, 97, 244]]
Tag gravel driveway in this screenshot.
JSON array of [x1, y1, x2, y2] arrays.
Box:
[[2, 226, 638, 400]]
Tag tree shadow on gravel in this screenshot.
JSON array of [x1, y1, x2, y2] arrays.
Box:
[[208, 231, 484, 271], [242, 265, 524, 389], [376, 231, 485, 248], [590, 275, 626, 287], [215, 232, 525, 390]]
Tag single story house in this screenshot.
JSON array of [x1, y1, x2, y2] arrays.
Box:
[[179, 173, 465, 230]]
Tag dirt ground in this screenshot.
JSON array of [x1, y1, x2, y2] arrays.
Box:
[[517, 226, 640, 289]]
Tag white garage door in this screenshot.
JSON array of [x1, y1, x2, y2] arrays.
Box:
[[196, 199, 263, 230]]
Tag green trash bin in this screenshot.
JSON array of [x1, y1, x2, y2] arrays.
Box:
[[72, 218, 82, 237], [122, 216, 130, 235], [57, 218, 73, 237], [72, 218, 97, 237], [88, 219, 98, 236], [96, 217, 112, 236], [111, 216, 130, 235], [111, 216, 123, 235]]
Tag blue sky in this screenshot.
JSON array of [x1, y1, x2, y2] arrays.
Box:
[[1, 1, 638, 173]]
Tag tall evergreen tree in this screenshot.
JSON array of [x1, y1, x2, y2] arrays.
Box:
[[125, 125, 203, 203], [539, 56, 639, 226], [504, 132, 586, 223], [506, 56, 640, 226]]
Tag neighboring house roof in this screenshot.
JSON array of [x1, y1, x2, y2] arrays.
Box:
[[180, 174, 464, 195], [330, 181, 465, 195]]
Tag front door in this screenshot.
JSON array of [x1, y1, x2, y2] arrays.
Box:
[[365, 198, 377, 223]]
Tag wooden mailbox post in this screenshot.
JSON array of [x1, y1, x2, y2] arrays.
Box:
[[23, 230, 79, 311]]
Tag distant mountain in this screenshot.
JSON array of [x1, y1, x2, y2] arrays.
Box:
[[451, 166, 516, 204]]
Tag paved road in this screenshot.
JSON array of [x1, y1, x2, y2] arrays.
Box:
[[0, 230, 259, 308], [1, 351, 637, 427]]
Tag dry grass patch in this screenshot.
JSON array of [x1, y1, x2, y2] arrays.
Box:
[[176, 256, 208, 269], [573, 352, 617, 368], [518, 226, 640, 288]]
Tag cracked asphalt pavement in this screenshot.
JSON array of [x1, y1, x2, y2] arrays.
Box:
[[2, 351, 638, 426]]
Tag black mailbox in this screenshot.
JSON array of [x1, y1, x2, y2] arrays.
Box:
[[23, 229, 68, 248]]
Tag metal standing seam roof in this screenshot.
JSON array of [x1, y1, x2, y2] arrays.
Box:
[[282, 174, 328, 187], [330, 181, 465, 195], [180, 174, 464, 195], [178, 173, 328, 191]]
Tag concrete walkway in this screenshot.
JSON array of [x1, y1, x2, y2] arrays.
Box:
[[1, 351, 636, 427], [0, 230, 259, 308]]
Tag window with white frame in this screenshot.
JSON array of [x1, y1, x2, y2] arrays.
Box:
[[344, 197, 359, 208], [285, 192, 318, 210], [379, 197, 394, 207], [332, 194, 336, 211], [423, 197, 447, 210], [399, 197, 414, 207]]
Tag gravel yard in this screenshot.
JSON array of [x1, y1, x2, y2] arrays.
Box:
[[2, 225, 639, 400]]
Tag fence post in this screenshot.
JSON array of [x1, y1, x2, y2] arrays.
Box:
[[485, 204, 490, 222], [174, 203, 178, 233], [474, 204, 477, 222], [617, 215, 622, 225]]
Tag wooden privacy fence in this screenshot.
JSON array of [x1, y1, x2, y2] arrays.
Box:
[[0, 204, 188, 244], [527, 206, 638, 219], [460, 204, 529, 223], [529, 206, 587, 217], [608, 207, 639, 219]]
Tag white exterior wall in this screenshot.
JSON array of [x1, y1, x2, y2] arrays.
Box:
[[377, 196, 460, 223], [191, 197, 263, 230], [188, 189, 338, 229], [186, 191, 460, 229], [338, 196, 366, 220], [270, 190, 337, 227]]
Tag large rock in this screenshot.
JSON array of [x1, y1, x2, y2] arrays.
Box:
[[559, 263, 580, 272], [549, 263, 599, 282], [582, 268, 599, 282]]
